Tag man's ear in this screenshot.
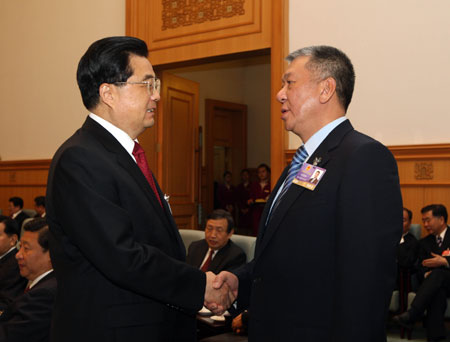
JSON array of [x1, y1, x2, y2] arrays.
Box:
[[99, 83, 114, 108], [319, 77, 336, 104], [10, 234, 18, 247]]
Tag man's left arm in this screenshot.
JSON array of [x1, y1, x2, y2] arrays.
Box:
[[0, 286, 55, 342], [333, 140, 403, 341]]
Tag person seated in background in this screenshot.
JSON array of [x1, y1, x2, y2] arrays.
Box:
[[235, 169, 252, 234], [393, 204, 450, 342], [397, 207, 419, 271], [8, 197, 29, 229], [33, 196, 46, 218], [217, 171, 236, 217], [0, 218, 56, 342], [396, 207, 419, 312], [248, 164, 271, 236], [186, 209, 246, 273], [0, 217, 27, 310]]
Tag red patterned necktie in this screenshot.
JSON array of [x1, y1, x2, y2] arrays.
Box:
[[132, 142, 163, 208], [200, 249, 214, 272]]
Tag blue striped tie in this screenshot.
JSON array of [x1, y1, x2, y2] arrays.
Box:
[[269, 145, 309, 220]]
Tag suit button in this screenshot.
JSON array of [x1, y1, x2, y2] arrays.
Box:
[[253, 277, 262, 283]]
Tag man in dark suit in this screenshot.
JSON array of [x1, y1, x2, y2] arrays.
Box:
[[394, 204, 450, 341], [0, 218, 56, 342], [33, 196, 46, 218], [213, 46, 402, 341], [46, 36, 231, 342], [0, 217, 27, 309], [397, 207, 418, 270], [186, 209, 246, 273], [8, 197, 29, 229]]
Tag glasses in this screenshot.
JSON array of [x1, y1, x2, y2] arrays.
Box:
[[114, 78, 161, 96]]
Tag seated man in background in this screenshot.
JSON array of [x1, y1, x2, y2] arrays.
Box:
[[8, 197, 29, 229], [397, 207, 419, 271], [0, 217, 27, 310], [0, 218, 56, 342], [33, 196, 46, 218], [394, 204, 450, 342], [187, 209, 246, 273]]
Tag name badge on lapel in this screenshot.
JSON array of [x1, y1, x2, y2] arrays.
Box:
[[292, 163, 326, 191], [442, 249, 450, 257]]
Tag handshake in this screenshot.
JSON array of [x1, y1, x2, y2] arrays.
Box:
[[204, 271, 239, 315]]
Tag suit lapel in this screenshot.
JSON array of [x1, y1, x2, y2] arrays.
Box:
[[82, 118, 180, 244], [255, 120, 354, 259]]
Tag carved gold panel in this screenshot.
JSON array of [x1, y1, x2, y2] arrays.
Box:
[[127, 0, 270, 65], [152, 0, 260, 47]]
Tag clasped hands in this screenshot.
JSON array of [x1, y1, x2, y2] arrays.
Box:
[[204, 271, 239, 315]]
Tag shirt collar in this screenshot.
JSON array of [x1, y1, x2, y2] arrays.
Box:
[[11, 210, 22, 219], [303, 117, 347, 162], [89, 113, 137, 161], [438, 227, 447, 241], [28, 269, 54, 290], [0, 246, 16, 260]]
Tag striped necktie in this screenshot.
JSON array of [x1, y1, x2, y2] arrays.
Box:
[[269, 145, 309, 219], [437, 235, 443, 247]]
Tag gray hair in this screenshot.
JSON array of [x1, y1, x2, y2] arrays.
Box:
[[286, 46, 355, 111]]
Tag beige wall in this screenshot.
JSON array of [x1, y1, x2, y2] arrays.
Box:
[[1, 0, 448, 160], [169, 56, 271, 169], [288, 0, 450, 149], [0, 0, 125, 161]]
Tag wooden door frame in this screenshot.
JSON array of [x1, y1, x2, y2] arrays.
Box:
[[205, 99, 248, 216], [126, 0, 289, 187], [270, 0, 289, 180]]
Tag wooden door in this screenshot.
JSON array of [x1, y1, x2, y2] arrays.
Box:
[[158, 72, 200, 230], [205, 99, 247, 217]]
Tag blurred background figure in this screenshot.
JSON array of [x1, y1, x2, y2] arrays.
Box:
[[33, 196, 46, 218], [236, 169, 252, 235], [248, 164, 271, 236], [0, 216, 27, 310], [217, 171, 236, 219], [8, 198, 29, 229]]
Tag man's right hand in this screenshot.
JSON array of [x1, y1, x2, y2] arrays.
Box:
[[204, 272, 236, 315]]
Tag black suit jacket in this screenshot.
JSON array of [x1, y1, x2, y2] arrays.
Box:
[[417, 227, 450, 279], [234, 120, 403, 342], [13, 211, 29, 230], [0, 271, 56, 342], [186, 239, 246, 273], [0, 248, 27, 310], [46, 117, 205, 342], [397, 232, 419, 269]]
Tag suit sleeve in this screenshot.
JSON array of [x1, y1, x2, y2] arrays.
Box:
[[49, 146, 205, 312], [0, 286, 55, 342], [223, 246, 247, 272], [332, 141, 403, 341]]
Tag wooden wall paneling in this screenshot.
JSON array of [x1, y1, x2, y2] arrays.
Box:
[[127, 0, 271, 66], [0, 160, 50, 215]]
